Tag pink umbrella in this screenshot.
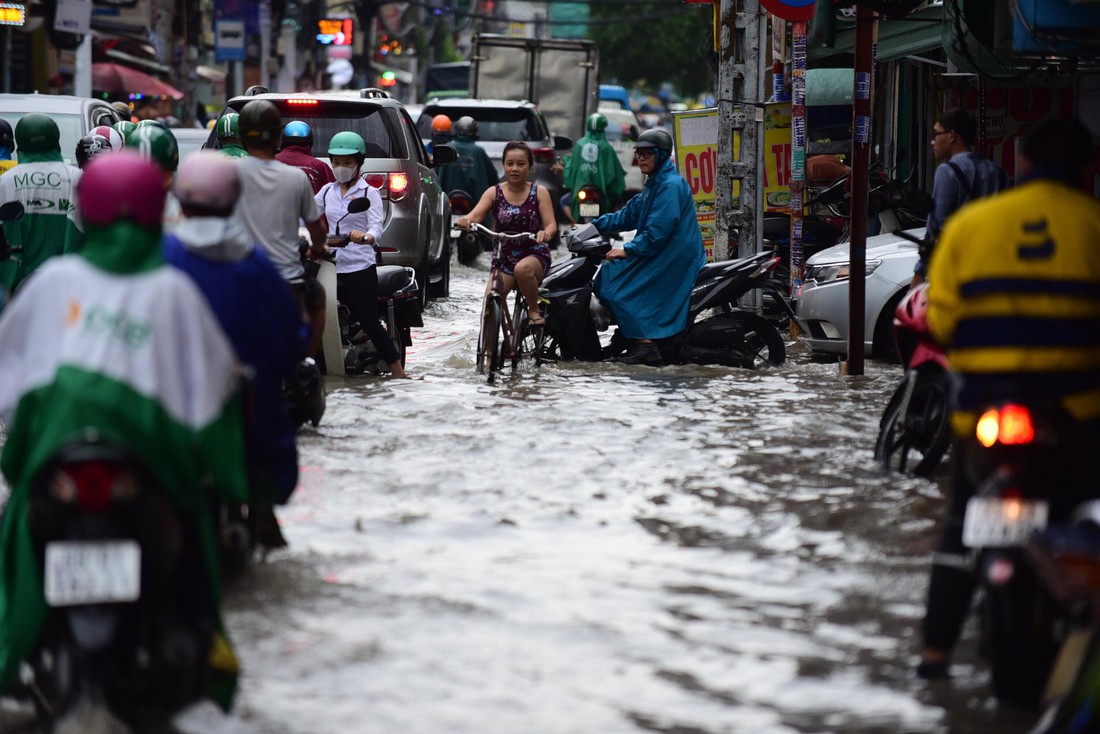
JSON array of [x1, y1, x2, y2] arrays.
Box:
[[91, 62, 183, 100]]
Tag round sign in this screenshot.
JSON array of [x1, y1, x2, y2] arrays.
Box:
[[326, 59, 354, 87], [760, 0, 816, 22]]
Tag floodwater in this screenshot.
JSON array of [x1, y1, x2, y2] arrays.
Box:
[[2, 254, 1040, 734]]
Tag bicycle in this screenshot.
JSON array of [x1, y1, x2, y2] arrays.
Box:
[[468, 222, 547, 382]]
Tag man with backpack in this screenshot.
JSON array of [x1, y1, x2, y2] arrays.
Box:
[[913, 109, 1008, 284]]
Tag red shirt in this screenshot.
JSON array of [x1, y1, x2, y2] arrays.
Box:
[[276, 145, 336, 194]]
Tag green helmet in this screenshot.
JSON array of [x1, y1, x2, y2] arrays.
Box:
[[327, 131, 366, 157], [125, 124, 179, 173], [586, 113, 608, 134], [216, 112, 240, 140], [14, 113, 60, 154], [135, 119, 169, 131], [112, 120, 137, 140], [238, 100, 282, 145]]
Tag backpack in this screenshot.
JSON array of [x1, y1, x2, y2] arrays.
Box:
[[918, 158, 1010, 272]]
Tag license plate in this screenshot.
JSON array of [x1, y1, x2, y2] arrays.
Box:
[[962, 497, 1049, 548], [579, 203, 600, 217], [44, 541, 141, 606]]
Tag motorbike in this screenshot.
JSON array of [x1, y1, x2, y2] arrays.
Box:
[[19, 430, 216, 730], [534, 224, 793, 368], [313, 197, 422, 377], [873, 283, 952, 477], [960, 397, 1100, 706], [449, 190, 483, 265], [574, 184, 606, 223]]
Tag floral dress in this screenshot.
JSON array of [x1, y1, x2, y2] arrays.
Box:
[[492, 183, 551, 276]]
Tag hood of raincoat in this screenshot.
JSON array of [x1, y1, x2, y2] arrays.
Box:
[[16, 148, 64, 164], [82, 220, 164, 274]]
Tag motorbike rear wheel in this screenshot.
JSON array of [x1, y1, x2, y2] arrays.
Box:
[[734, 312, 786, 368], [874, 369, 951, 477]]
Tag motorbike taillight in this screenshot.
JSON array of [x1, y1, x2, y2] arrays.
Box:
[[532, 147, 556, 163], [49, 460, 138, 512], [976, 405, 1036, 448], [449, 193, 474, 214]]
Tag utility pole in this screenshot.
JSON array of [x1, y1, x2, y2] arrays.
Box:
[[715, 0, 765, 262]]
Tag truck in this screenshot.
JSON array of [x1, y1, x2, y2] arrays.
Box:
[[423, 61, 471, 101], [468, 34, 599, 144]]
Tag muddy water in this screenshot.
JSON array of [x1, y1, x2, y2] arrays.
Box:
[[1, 255, 1039, 734]]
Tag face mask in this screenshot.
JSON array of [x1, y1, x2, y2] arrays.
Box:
[[333, 165, 358, 184], [177, 216, 251, 262]]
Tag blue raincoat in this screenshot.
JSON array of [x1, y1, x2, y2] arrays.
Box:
[[592, 156, 705, 340]]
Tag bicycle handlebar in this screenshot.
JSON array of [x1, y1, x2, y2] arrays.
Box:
[[469, 222, 537, 240]]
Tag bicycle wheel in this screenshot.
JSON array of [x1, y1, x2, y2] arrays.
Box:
[[476, 295, 503, 377], [510, 298, 527, 371], [874, 369, 951, 477]]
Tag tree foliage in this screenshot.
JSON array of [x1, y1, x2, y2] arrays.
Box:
[[588, 2, 715, 98]]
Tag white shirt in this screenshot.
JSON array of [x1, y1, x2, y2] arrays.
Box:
[[314, 177, 384, 274]]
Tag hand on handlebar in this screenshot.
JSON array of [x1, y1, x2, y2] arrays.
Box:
[[606, 247, 628, 260]]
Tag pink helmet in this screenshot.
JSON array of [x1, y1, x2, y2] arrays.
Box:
[[173, 150, 240, 211], [894, 282, 931, 335], [77, 150, 165, 229], [89, 125, 125, 152]]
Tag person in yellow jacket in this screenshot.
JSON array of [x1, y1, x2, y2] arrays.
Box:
[[917, 117, 1100, 680]]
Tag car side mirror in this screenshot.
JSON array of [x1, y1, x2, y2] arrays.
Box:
[[627, 125, 639, 142], [432, 143, 458, 166], [553, 134, 573, 151]]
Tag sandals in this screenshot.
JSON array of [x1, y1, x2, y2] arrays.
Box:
[[528, 312, 546, 327]]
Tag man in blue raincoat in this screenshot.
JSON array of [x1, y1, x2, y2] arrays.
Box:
[[592, 128, 705, 365]]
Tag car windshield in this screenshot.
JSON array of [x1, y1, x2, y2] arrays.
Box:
[[217, 101, 406, 159], [418, 108, 541, 143], [0, 112, 86, 166]]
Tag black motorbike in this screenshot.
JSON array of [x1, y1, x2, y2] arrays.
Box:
[[20, 431, 217, 730], [574, 184, 606, 224], [960, 397, 1100, 705], [534, 224, 792, 368]]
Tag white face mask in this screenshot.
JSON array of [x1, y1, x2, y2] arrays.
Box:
[[333, 165, 358, 184], [176, 215, 251, 262]]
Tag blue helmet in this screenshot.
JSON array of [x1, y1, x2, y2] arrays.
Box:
[[282, 120, 312, 149]]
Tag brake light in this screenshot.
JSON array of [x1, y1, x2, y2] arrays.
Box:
[[49, 461, 138, 512], [532, 147, 556, 163], [364, 173, 386, 189], [388, 172, 410, 200], [286, 98, 319, 106], [449, 193, 474, 214], [976, 405, 1036, 448]]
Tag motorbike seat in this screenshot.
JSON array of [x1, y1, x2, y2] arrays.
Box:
[[377, 265, 411, 296]]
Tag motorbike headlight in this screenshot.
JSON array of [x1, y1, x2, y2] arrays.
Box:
[[806, 259, 881, 283]]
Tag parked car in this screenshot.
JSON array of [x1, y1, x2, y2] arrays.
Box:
[[0, 93, 122, 166], [795, 227, 925, 361], [416, 98, 572, 226], [206, 87, 456, 304], [600, 107, 644, 196]]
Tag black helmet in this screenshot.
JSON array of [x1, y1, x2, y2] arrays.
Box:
[[454, 116, 478, 139], [0, 119, 12, 150], [239, 100, 282, 145], [634, 128, 673, 153], [75, 133, 113, 169]]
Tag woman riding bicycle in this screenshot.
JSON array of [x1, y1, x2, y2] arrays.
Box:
[[315, 130, 409, 378], [456, 141, 557, 326]]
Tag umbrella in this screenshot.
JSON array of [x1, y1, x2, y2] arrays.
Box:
[[91, 62, 183, 100]]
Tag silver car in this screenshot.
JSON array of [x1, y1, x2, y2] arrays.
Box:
[[0, 94, 122, 166], [795, 227, 925, 360]]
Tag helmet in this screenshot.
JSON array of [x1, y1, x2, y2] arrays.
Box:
[[586, 113, 608, 133], [125, 124, 179, 173], [75, 134, 113, 169], [215, 112, 240, 140], [431, 115, 452, 134], [111, 101, 132, 116], [89, 125, 125, 152], [14, 113, 60, 154], [328, 131, 366, 157], [135, 119, 169, 131], [0, 119, 12, 150], [174, 151, 240, 211], [634, 128, 673, 153], [238, 100, 282, 144], [454, 116, 478, 138], [283, 120, 312, 148], [895, 282, 930, 335], [77, 150, 165, 229], [112, 120, 137, 140]]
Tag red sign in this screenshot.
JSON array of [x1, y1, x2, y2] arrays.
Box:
[[760, 0, 816, 22]]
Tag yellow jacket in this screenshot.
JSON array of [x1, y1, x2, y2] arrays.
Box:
[[927, 178, 1100, 434]]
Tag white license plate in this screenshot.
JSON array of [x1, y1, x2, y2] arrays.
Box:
[[44, 541, 141, 606], [962, 497, 1049, 548], [579, 203, 600, 217]]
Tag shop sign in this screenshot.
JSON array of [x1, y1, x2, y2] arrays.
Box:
[[0, 3, 25, 26]]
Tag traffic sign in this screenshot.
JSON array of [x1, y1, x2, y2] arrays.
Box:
[[215, 19, 246, 62], [760, 0, 816, 22]]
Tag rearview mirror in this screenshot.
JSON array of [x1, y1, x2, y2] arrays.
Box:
[[347, 197, 370, 214], [0, 202, 24, 223], [432, 143, 458, 166]]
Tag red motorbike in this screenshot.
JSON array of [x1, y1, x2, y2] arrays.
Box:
[[874, 284, 952, 476]]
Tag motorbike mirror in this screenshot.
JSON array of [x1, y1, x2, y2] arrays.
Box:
[[432, 144, 458, 166], [347, 197, 370, 214], [0, 201, 25, 223]]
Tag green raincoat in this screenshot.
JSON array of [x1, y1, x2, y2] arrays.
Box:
[[562, 129, 626, 220]]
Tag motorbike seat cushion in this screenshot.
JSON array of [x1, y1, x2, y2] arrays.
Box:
[[376, 265, 411, 295]]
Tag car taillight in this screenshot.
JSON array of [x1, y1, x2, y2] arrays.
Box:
[[532, 147, 556, 163], [388, 172, 410, 200], [286, 98, 319, 106], [976, 405, 1036, 448], [364, 173, 386, 189], [49, 461, 138, 512]]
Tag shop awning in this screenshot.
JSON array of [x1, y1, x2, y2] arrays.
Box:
[[809, 3, 945, 63]]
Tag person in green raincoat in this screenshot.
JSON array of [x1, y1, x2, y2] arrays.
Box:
[[0, 114, 84, 295], [437, 116, 499, 198], [560, 112, 627, 222], [216, 112, 249, 159], [0, 150, 249, 712]]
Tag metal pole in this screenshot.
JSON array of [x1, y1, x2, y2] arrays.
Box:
[[789, 19, 807, 336], [845, 4, 877, 376]]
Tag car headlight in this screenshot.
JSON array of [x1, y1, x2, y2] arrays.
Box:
[[805, 259, 881, 283]]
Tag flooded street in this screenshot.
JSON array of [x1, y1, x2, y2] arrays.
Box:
[[2, 254, 1038, 734]]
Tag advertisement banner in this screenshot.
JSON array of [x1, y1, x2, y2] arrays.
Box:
[[672, 109, 720, 262], [763, 102, 792, 212]]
